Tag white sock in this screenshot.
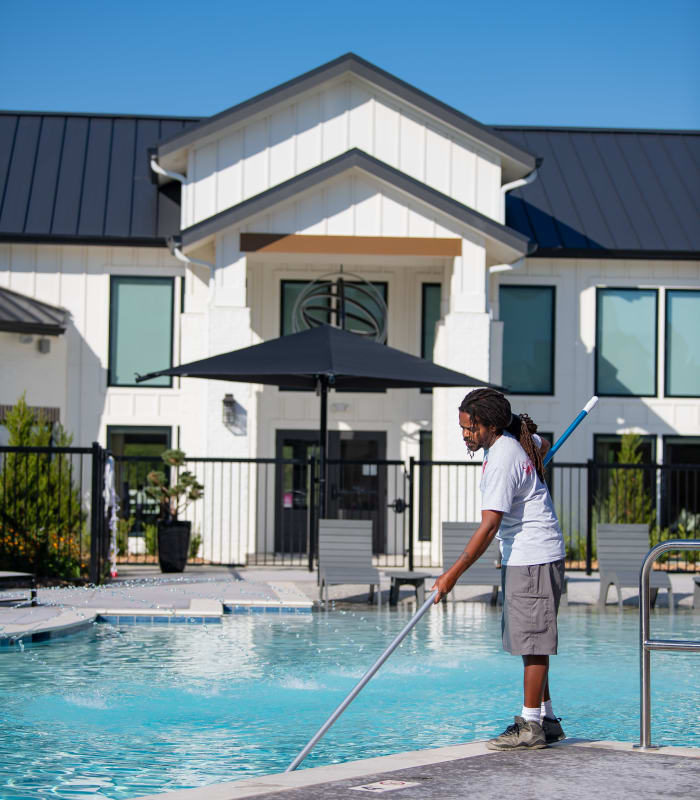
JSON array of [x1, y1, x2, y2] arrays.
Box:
[[521, 705, 541, 725], [541, 699, 554, 721]]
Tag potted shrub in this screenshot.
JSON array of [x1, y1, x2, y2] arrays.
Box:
[[145, 450, 204, 573]]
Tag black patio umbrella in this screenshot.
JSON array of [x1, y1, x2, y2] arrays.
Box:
[[136, 324, 498, 515]]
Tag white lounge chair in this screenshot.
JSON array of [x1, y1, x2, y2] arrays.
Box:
[[318, 519, 382, 607], [597, 524, 673, 610], [442, 522, 503, 605], [441, 522, 569, 606]]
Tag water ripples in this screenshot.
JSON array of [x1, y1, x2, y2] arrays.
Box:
[[0, 606, 698, 799]]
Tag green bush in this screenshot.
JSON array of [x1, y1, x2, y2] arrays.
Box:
[[144, 523, 158, 556], [593, 434, 655, 542], [189, 532, 202, 560], [0, 395, 87, 580]]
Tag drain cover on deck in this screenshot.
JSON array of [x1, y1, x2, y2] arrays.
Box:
[[350, 779, 420, 793]]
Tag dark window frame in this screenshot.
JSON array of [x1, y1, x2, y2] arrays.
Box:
[[664, 288, 700, 399], [279, 278, 388, 393], [594, 287, 658, 399], [500, 284, 556, 396], [108, 275, 175, 389], [593, 433, 657, 464], [420, 282, 442, 395], [279, 278, 388, 337]]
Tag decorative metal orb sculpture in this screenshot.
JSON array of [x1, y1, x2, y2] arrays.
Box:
[[290, 269, 388, 343]]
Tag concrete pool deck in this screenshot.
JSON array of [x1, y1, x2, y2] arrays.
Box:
[[129, 739, 700, 800], [0, 565, 696, 643]]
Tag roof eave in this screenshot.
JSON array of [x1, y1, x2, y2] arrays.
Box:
[[0, 321, 66, 336], [180, 149, 531, 260], [157, 54, 536, 179]]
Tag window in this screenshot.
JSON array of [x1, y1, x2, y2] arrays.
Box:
[[421, 284, 441, 360], [280, 280, 387, 337], [109, 277, 174, 387], [594, 434, 656, 465], [106, 426, 172, 524], [418, 429, 432, 541], [500, 285, 555, 394], [665, 290, 700, 397], [421, 283, 442, 394], [662, 436, 700, 532], [280, 281, 330, 335], [595, 288, 657, 397], [280, 279, 387, 392]]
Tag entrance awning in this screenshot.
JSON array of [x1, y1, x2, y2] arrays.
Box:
[[0, 287, 69, 336]]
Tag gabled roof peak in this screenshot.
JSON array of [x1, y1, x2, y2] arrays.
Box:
[[157, 54, 536, 180]]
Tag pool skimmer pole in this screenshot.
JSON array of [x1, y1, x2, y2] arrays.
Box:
[[286, 395, 599, 772]]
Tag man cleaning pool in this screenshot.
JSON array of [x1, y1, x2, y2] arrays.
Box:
[[431, 387, 567, 751]]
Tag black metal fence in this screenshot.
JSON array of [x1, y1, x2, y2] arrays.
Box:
[[111, 454, 699, 574], [1, 446, 698, 581], [0, 444, 108, 583]]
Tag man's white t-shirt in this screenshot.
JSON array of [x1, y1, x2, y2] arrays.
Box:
[[480, 432, 565, 566]]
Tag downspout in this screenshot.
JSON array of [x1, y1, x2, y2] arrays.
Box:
[[150, 155, 186, 184], [167, 236, 215, 292], [486, 158, 542, 384], [166, 237, 215, 394], [499, 157, 542, 222]]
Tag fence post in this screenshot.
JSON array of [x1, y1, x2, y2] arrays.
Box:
[[308, 456, 317, 573], [89, 442, 106, 585], [408, 457, 415, 572], [586, 459, 595, 576]]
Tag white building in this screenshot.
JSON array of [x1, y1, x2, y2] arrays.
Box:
[[1, 54, 698, 564]]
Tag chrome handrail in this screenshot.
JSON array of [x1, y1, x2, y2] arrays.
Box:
[[639, 539, 700, 749]]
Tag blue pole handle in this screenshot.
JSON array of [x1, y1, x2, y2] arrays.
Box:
[[543, 396, 598, 467]]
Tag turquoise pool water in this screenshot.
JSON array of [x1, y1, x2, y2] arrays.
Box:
[[1, 606, 698, 800]]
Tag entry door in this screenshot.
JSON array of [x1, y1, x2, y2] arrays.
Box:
[[275, 431, 317, 554], [327, 431, 387, 554]]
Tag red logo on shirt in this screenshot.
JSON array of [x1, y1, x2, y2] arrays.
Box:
[[522, 461, 534, 475]]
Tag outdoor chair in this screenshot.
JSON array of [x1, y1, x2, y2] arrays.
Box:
[[0, 571, 37, 606], [694, 577, 700, 613], [597, 524, 673, 610], [442, 522, 502, 605], [440, 523, 569, 606], [318, 519, 382, 607]]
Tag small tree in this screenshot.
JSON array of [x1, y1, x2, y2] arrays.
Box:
[[596, 433, 654, 527], [0, 394, 86, 579], [145, 449, 204, 521]]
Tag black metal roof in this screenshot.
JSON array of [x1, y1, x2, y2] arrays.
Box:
[[157, 53, 537, 180], [181, 148, 532, 258], [0, 286, 70, 335], [0, 112, 197, 246], [0, 108, 697, 258], [496, 126, 700, 258]]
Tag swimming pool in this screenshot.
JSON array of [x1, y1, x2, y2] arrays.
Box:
[[1, 606, 698, 800]]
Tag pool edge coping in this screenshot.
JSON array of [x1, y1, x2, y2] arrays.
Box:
[[128, 738, 700, 800]]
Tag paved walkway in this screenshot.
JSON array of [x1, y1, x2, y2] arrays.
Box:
[[0, 565, 696, 644], [130, 739, 700, 800]]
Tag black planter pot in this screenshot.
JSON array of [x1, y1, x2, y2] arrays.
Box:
[[157, 520, 191, 573]]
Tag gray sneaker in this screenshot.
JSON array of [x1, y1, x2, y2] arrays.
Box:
[[486, 716, 547, 751], [542, 716, 566, 743]]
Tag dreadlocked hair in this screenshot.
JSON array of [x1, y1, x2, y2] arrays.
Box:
[[459, 389, 545, 481]]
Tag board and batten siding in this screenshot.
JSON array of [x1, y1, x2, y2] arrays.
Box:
[[183, 78, 502, 229], [0, 243, 192, 448], [492, 257, 700, 463]]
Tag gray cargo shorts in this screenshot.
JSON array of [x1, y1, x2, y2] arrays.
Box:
[[501, 559, 565, 655]]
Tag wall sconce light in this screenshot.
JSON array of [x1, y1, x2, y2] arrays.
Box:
[[222, 394, 236, 425], [222, 393, 246, 434]]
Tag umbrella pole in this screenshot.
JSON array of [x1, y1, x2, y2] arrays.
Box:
[[319, 376, 328, 519]]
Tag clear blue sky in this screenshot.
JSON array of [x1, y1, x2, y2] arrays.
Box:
[[2, 0, 698, 129]]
